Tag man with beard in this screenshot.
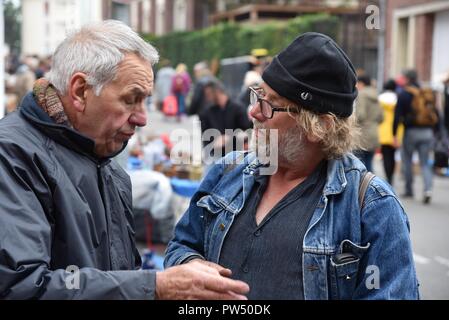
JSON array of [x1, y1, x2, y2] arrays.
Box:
[[164, 33, 419, 300]]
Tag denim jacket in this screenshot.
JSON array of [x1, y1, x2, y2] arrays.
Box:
[[165, 152, 419, 300]]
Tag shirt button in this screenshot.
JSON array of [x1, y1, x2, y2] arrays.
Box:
[[219, 223, 225, 231], [243, 267, 249, 273], [254, 230, 261, 237]]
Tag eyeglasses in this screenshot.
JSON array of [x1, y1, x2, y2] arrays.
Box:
[[249, 86, 299, 119]]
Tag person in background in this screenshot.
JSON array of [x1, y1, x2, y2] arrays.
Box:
[[433, 71, 449, 176], [238, 70, 263, 109], [393, 69, 437, 204], [444, 72, 449, 134], [4, 73, 19, 114], [34, 56, 52, 79], [171, 63, 191, 119], [187, 61, 216, 116], [154, 59, 176, 111], [14, 56, 37, 105], [354, 74, 384, 172], [199, 79, 252, 164], [378, 79, 402, 185]]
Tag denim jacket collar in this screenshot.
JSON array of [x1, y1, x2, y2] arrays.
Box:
[[324, 154, 367, 196], [323, 157, 348, 196], [204, 152, 365, 214], [199, 152, 261, 215]]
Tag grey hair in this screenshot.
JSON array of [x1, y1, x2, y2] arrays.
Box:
[[289, 106, 362, 159], [47, 20, 159, 96]]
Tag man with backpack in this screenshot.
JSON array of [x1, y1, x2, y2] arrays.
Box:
[[393, 69, 438, 204]]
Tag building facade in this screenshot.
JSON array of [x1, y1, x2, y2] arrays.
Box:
[[385, 0, 449, 85], [210, 0, 378, 79], [21, 0, 211, 56], [21, 0, 102, 56], [102, 0, 212, 36]]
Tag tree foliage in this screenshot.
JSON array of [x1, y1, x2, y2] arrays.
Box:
[[3, 0, 21, 54], [143, 14, 340, 73]]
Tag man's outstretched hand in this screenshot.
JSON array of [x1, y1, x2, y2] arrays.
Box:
[[155, 260, 249, 300]]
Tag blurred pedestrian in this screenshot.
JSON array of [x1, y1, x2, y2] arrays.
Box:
[[14, 56, 37, 105], [433, 71, 449, 175], [443, 72, 449, 134], [378, 79, 401, 185], [171, 63, 191, 119], [199, 79, 252, 163], [154, 59, 175, 111], [34, 57, 52, 79], [187, 61, 215, 116], [354, 74, 383, 172], [238, 70, 262, 108], [393, 69, 438, 203]]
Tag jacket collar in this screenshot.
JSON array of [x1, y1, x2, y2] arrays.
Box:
[[324, 153, 365, 196], [243, 153, 366, 196], [207, 152, 365, 212], [19, 92, 126, 164], [244, 153, 363, 197]]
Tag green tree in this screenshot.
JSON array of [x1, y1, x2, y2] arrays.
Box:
[[3, 0, 21, 54], [144, 14, 340, 74]]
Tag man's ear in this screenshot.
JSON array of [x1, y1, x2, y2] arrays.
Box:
[[68, 73, 89, 112]]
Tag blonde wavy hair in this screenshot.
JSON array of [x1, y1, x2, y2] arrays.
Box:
[[288, 106, 362, 159]]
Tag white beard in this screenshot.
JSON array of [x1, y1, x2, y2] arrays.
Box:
[[250, 121, 306, 165]]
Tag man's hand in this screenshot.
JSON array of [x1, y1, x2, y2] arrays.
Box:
[[187, 258, 232, 278], [155, 260, 249, 300], [393, 136, 400, 149]]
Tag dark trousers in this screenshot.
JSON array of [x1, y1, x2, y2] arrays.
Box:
[[381, 145, 396, 185]]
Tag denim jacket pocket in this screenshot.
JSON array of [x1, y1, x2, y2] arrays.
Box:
[[197, 195, 226, 214], [197, 195, 226, 258], [329, 239, 370, 300]]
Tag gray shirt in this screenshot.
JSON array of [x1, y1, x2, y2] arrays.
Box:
[[219, 161, 327, 299]]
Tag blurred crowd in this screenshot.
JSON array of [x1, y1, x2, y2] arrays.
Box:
[[4, 53, 52, 114], [4, 49, 449, 206], [353, 69, 449, 204], [148, 55, 449, 205]]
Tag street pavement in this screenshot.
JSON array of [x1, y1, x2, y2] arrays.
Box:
[[375, 159, 449, 300], [142, 110, 449, 299]]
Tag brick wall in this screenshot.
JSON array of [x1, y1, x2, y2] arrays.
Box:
[[150, 0, 156, 34], [385, 0, 436, 82], [415, 13, 434, 82]]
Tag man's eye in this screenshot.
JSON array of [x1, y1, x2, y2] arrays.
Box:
[[125, 98, 135, 105]]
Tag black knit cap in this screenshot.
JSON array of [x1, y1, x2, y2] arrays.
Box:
[[262, 32, 358, 118]]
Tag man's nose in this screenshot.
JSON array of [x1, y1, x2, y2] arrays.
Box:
[[129, 104, 147, 127], [248, 101, 266, 122]]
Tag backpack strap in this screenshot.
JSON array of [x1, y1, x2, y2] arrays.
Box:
[[359, 171, 375, 211]]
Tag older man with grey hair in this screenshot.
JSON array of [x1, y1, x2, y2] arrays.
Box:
[[0, 20, 249, 300]]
